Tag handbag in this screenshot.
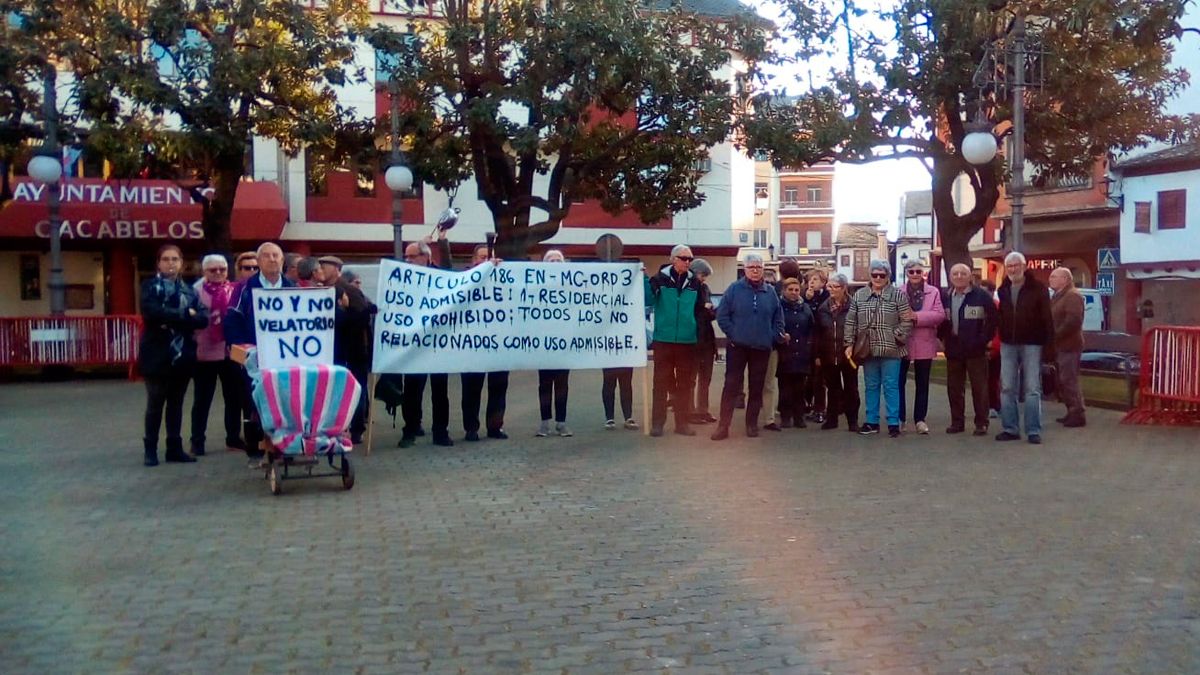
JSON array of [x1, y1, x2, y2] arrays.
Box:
[[851, 296, 879, 363]]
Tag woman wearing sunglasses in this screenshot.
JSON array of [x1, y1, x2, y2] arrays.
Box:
[[843, 260, 913, 438], [898, 259, 945, 434]]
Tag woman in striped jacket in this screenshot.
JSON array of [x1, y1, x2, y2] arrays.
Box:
[[844, 259, 913, 438]]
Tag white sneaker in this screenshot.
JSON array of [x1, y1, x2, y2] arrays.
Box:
[[604, 419, 616, 430], [916, 421, 930, 435], [556, 423, 573, 437], [536, 420, 551, 437], [624, 419, 640, 430]]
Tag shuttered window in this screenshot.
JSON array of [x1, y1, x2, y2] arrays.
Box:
[[1134, 201, 1151, 233], [1157, 190, 1186, 230]]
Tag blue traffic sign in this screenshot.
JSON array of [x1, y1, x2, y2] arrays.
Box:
[[1096, 271, 1116, 296], [1097, 248, 1120, 270]]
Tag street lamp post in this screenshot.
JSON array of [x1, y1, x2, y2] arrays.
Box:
[[384, 78, 414, 261], [27, 63, 64, 316]]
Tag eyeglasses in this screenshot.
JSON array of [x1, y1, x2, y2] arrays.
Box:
[[205, 268, 228, 274], [907, 269, 924, 276], [745, 265, 764, 270], [239, 265, 258, 272], [675, 256, 694, 262], [870, 272, 888, 279]]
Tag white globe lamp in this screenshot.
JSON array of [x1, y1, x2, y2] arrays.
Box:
[[385, 164, 413, 193], [27, 154, 63, 184], [961, 131, 997, 165]]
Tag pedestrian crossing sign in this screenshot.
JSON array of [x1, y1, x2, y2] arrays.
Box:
[[1097, 248, 1120, 270]]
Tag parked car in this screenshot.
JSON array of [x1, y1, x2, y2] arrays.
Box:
[[1080, 351, 1140, 375]]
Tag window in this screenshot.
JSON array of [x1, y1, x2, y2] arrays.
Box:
[[806, 230, 822, 251], [841, 254, 850, 267], [806, 184, 822, 202], [853, 250, 870, 280], [784, 231, 799, 255], [1158, 190, 1186, 230], [752, 229, 768, 248], [783, 188, 798, 206], [691, 158, 712, 173], [1134, 201, 1151, 233], [305, 147, 328, 196]]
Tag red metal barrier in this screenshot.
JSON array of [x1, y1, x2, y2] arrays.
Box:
[[0, 315, 142, 379], [1122, 326, 1200, 426]]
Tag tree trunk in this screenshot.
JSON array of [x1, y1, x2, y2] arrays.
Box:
[[930, 154, 999, 278], [491, 208, 563, 260], [204, 150, 244, 256]]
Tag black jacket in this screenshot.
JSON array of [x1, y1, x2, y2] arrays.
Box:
[[997, 271, 1054, 353], [695, 282, 717, 358], [777, 299, 817, 375], [139, 275, 207, 377], [943, 286, 999, 360], [223, 273, 297, 346], [816, 296, 852, 365]]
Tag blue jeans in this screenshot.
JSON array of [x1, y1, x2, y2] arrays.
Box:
[[862, 357, 902, 427], [1000, 343, 1043, 437]]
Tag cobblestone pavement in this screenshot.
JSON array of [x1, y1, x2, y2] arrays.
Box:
[[2, 368, 1200, 674]]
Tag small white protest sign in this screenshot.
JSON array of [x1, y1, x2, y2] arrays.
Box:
[[252, 287, 337, 369]]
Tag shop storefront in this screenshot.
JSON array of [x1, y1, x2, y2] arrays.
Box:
[[0, 178, 286, 316]]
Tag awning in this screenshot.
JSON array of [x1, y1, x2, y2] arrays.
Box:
[[0, 178, 287, 242]]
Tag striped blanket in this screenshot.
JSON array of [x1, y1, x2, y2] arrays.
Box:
[[252, 364, 361, 457]]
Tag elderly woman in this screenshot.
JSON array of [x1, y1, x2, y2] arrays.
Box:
[[189, 253, 243, 457], [816, 273, 859, 431], [802, 269, 831, 424], [844, 260, 913, 438], [776, 278, 817, 428], [689, 258, 719, 425], [898, 259, 945, 434], [141, 244, 207, 466], [537, 249, 573, 437]]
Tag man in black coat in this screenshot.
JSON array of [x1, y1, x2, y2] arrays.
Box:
[[943, 263, 999, 436], [995, 252, 1055, 445]]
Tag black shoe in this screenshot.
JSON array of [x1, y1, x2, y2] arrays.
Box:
[[1055, 415, 1068, 424], [165, 452, 197, 463], [821, 419, 838, 430], [225, 437, 247, 451], [649, 426, 664, 437], [144, 451, 159, 467], [487, 429, 509, 440], [888, 425, 901, 438], [414, 427, 426, 437], [779, 418, 793, 429], [995, 431, 1021, 442], [675, 425, 696, 436], [746, 425, 759, 438], [710, 427, 730, 441], [350, 433, 364, 444], [398, 435, 415, 448], [464, 431, 481, 442], [1062, 417, 1086, 428], [858, 424, 879, 436], [191, 444, 206, 457], [1028, 434, 1042, 445], [432, 435, 454, 447], [847, 422, 860, 433], [973, 427, 989, 436], [812, 413, 826, 424], [946, 426, 965, 434], [763, 423, 781, 432]]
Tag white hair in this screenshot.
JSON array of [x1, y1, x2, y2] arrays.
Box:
[[828, 272, 849, 287], [670, 244, 692, 258], [1005, 251, 1027, 265], [256, 241, 282, 257], [201, 254, 228, 270], [868, 259, 891, 275], [543, 249, 565, 262], [744, 253, 764, 266]]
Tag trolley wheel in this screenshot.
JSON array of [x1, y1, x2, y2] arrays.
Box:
[[269, 463, 283, 495], [341, 457, 355, 490]]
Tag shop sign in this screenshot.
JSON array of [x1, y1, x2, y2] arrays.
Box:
[[11, 181, 213, 206], [1026, 258, 1062, 271]]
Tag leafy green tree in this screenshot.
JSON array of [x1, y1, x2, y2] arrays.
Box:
[[61, 0, 372, 254], [742, 0, 1196, 271], [371, 0, 769, 257], [0, 0, 58, 204]]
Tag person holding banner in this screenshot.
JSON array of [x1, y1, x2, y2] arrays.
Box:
[[453, 243, 511, 441], [644, 244, 704, 437], [398, 240, 454, 448], [537, 250, 573, 438], [223, 241, 295, 465], [712, 254, 785, 441], [140, 244, 208, 466]]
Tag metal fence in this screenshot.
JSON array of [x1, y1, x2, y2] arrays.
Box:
[[0, 315, 142, 379], [1122, 326, 1200, 426]]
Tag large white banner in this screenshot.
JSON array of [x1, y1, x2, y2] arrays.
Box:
[[372, 260, 647, 374], [252, 287, 336, 369]]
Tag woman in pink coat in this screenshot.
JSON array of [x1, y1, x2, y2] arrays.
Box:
[[190, 254, 245, 455], [899, 260, 945, 434]]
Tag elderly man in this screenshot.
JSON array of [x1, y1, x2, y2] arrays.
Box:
[[995, 252, 1055, 444], [223, 241, 296, 464], [943, 263, 998, 436], [1049, 267, 1086, 428], [398, 240, 453, 448], [711, 254, 784, 440], [645, 244, 705, 436], [456, 243, 511, 441]]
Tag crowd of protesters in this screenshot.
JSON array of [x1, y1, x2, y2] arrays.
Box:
[[139, 238, 1084, 466]]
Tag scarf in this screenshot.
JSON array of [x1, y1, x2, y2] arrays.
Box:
[[203, 281, 232, 318], [907, 281, 925, 312]]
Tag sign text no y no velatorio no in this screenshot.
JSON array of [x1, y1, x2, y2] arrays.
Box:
[[372, 261, 647, 374], [252, 287, 336, 369]]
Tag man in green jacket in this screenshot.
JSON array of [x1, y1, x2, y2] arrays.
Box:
[[645, 244, 705, 436]]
